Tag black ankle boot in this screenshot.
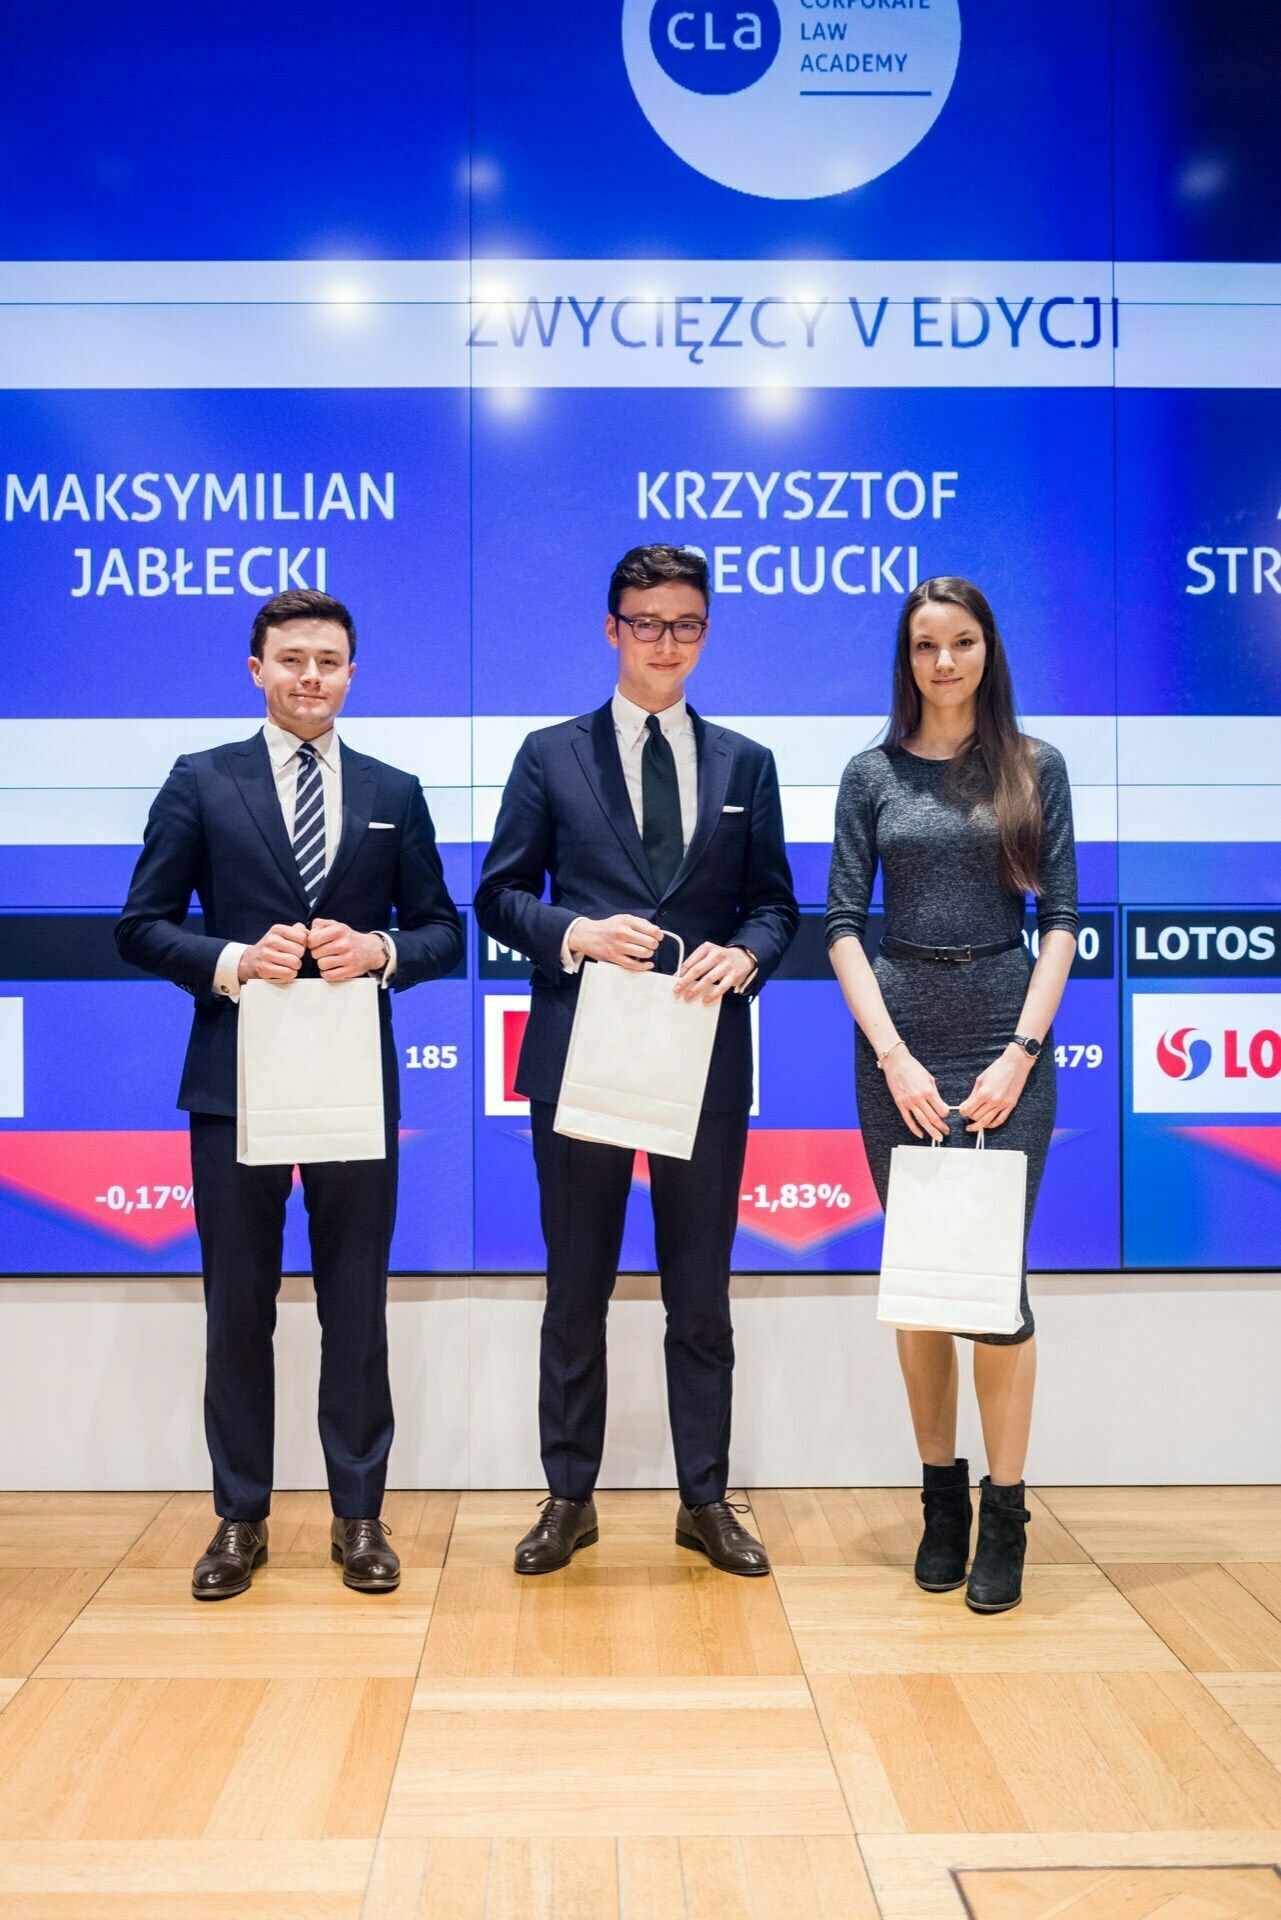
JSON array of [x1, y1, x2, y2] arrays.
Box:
[[914, 1458, 972, 1592], [966, 1476, 1030, 1613]]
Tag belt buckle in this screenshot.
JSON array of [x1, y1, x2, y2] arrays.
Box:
[[958, 943, 973, 963]]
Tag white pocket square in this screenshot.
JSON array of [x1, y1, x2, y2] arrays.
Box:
[[722, 804, 745, 814], [368, 821, 395, 829]]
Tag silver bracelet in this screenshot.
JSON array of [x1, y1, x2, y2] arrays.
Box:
[[875, 1038, 905, 1070]]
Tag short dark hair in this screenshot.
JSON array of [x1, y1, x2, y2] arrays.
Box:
[[608, 543, 710, 616], [250, 589, 357, 661]]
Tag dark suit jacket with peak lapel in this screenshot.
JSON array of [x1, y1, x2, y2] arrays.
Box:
[[474, 702, 799, 1113], [116, 731, 464, 1120]]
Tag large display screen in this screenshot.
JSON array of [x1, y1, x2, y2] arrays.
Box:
[[1, 1, 1277, 1273]]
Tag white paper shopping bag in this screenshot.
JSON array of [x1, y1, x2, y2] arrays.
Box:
[[554, 934, 722, 1160], [237, 977, 385, 1166], [877, 1130, 1027, 1335]]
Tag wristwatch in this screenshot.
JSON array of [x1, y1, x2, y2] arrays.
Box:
[[1010, 1034, 1042, 1060]]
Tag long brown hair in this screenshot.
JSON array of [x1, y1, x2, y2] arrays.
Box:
[[883, 577, 1043, 896]]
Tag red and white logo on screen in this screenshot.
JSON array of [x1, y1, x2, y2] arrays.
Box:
[[483, 993, 531, 1116], [1132, 993, 1281, 1112], [0, 999, 22, 1118]]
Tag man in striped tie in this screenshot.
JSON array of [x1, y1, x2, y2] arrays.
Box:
[[118, 590, 464, 1601]]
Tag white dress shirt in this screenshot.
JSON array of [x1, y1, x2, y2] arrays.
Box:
[[611, 687, 700, 846], [213, 721, 395, 1000], [559, 689, 756, 990]]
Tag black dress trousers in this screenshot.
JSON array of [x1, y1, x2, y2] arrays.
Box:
[[529, 1099, 749, 1508], [188, 1115, 399, 1521]]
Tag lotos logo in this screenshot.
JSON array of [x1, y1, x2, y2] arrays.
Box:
[[1156, 1027, 1212, 1081], [1133, 994, 1281, 1114], [623, 0, 961, 201]]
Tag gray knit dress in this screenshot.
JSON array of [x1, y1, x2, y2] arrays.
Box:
[[825, 740, 1079, 1345]]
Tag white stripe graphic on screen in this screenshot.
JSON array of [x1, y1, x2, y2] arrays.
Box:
[[1118, 716, 1281, 785], [0, 714, 1244, 796], [0, 787, 471, 845], [0, 1001, 23, 1119], [2, 720, 1277, 847], [3, 781, 1274, 847], [470, 715, 1119, 787], [1119, 787, 1281, 844], [0, 718, 471, 789], [2, 258, 1276, 388], [0, 258, 1195, 391], [1116, 263, 1281, 304]]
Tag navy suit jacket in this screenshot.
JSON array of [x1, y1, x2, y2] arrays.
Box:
[[474, 702, 799, 1112], [116, 731, 464, 1119]]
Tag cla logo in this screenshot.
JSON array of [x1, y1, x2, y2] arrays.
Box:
[[1156, 1028, 1211, 1081], [651, 4, 781, 94], [623, 0, 961, 200]]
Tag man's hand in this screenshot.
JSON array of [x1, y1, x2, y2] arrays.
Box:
[[957, 1045, 1034, 1132], [238, 923, 308, 983], [675, 942, 755, 1004], [569, 914, 663, 971], [308, 919, 387, 983]]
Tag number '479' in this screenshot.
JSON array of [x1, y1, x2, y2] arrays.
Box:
[[1054, 1044, 1103, 1068]]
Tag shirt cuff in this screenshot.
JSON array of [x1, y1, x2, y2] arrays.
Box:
[[374, 931, 397, 986], [731, 945, 759, 994], [560, 917, 586, 974], [213, 941, 248, 1002]]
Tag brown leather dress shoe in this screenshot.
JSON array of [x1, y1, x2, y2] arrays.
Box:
[[192, 1518, 268, 1600], [514, 1496, 599, 1574], [331, 1518, 401, 1592], [675, 1500, 770, 1577]]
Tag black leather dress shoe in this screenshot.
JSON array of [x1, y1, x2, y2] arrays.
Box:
[[514, 1496, 599, 1574], [192, 1519, 268, 1600], [675, 1500, 770, 1577], [331, 1518, 401, 1592]]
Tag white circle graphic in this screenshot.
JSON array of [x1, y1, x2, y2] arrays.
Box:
[[623, 0, 962, 201]]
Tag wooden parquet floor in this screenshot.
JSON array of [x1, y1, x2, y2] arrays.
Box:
[[0, 1487, 1278, 1918]]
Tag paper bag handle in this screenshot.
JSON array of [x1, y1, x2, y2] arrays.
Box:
[[659, 930, 685, 974], [931, 1109, 985, 1149]]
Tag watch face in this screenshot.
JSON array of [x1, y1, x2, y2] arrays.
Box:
[[1023, 1037, 1042, 1058]]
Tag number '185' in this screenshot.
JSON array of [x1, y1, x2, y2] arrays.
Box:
[[405, 1045, 458, 1069]]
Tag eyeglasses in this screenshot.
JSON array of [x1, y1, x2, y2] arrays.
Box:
[[615, 614, 708, 645]]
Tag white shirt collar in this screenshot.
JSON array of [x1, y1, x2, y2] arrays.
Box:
[[611, 687, 690, 751], [263, 719, 339, 771]]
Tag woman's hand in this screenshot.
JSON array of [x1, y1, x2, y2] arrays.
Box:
[[958, 1045, 1033, 1132], [882, 1048, 953, 1142]]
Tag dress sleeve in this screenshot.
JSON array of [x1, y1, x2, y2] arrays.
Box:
[[825, 754, 879, 947], [1035, 744, 1080, 938]]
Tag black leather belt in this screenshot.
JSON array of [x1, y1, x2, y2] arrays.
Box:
[[880, 934, 1023, 964]]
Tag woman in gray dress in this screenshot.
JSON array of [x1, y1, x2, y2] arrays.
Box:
[[826, 577, 1078, 1613]]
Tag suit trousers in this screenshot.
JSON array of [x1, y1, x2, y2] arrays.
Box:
[[189, 1115, 399, 1521], [529, 1100, 749, 1507]]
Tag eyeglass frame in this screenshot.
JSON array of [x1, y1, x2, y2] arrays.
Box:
[[613, 612, 709, 645]]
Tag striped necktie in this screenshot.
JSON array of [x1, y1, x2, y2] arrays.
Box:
[[292, 742, 326, 909]]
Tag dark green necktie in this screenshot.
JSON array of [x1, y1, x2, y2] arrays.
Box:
[[642, 712, 683, 895]]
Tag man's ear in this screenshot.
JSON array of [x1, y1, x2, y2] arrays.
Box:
[[247, 655, 263, 684], [604, 615, 619, 651]]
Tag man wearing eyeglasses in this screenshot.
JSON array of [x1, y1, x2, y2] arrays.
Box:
[[475, 543, 798, 1576]]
